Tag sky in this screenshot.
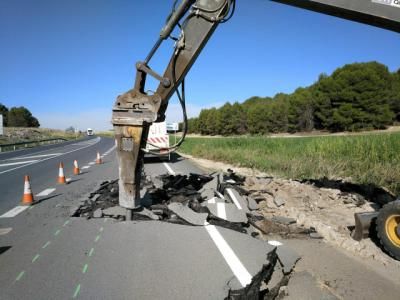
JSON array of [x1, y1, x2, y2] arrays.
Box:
[[1, 0, 399, 131]]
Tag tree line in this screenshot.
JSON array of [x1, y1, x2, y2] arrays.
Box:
[[0, 104, 40, 127], [185, 62, 400, 135]]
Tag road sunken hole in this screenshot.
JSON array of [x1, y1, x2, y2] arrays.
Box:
[[71, 170, 306, 299]]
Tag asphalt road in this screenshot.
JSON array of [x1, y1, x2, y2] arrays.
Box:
[[0, 136, 114, 214], [0, 137, 280, 299]]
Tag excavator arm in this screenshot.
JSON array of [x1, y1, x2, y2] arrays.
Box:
[[112, 0, 400, 219]]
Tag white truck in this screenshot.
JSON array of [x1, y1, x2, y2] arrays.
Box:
[[86, 128, 94, 136], [145, 121, 170, 160]]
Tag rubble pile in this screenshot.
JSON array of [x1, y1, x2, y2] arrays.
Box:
[[244, 175, 398, 264], [72, 169, 304, 299]]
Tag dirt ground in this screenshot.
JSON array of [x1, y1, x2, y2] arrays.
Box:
[[180, 153, 400, 269]]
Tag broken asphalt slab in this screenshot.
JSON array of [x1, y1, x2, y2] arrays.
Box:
[[205, 202, 248, 223], [168, 202, 208, 225], [225, 188, 250, 212]]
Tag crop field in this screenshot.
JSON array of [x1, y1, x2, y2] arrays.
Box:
[[178, 133, 400, 195]]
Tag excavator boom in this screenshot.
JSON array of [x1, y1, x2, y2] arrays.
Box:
[[112, 0, 399, 221]]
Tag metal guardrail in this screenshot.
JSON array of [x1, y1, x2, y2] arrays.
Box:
[[0, 138, 67, 153]]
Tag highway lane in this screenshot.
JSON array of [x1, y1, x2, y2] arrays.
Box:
[[0, 143, 281, 299], [0, 136, 115, 215]]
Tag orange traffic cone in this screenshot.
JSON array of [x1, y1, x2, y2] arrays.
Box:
[[22, 175, 34, 205], [96, 151, 102, 164], [73, 160, 80, 175], [58, 162, 66, 184]]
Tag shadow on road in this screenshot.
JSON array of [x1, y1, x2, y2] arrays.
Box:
[[0, 246, 12, 256], [144, 152, 185, 165], [67, 178, 83, 185], [34, 194, 62, 205]]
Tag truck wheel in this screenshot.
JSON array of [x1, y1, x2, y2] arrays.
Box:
[[376, 200, 400, 260]]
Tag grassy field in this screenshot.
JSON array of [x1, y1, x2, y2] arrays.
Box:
[[0, 127, 83, 145], [177, 133, 400, 195]]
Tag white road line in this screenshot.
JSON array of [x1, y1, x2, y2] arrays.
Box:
[[204, 222, 252, 287], [217, 202, 227, 220], [226, 188, 242, 210], [88, 162, 95, 165], [163, 162, 176, 175], [268, 240, 283, 246], [0, 227, 12, 235], [82, 166, 90, 169], [0, 137, 101, 175], [66, 178, 71, 183], [0, 160, 38, 167], [36, 188, 56, 197], [7, 153, 61, 161], [208, 198, 216, 204], [0, 206, 29, 218]]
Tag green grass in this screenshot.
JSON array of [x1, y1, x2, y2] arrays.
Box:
[[0, 127, 83, 145], [177, 133, 400, 195]]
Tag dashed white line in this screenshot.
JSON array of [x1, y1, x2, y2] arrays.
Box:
[[204, 222, 252, 287], [0, 206, 29, 218], [82, 166, 90, 169], [66, 178, 71, 183], [0, 227, 12, 235], [226, 188, 242, 210], [268, 240, 283, 246], [163, 162, 176, 175], [88, 162, 95, 165], [0, 160, 38, 167], [36, 188, 56, 197], [217, 202, 227, 220]]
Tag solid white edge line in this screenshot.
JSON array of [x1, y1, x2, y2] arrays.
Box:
[[7, 153, 62, 161], [36, 188, 56, 197], [163, 162, 176, 175], [226, 188, 242, 210], [0, 206, 29, 218], [0, 137, 102, 175], [204, 222, 252, 287], [217, 202, 227, 220]]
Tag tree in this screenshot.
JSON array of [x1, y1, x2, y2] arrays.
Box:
[[65, 126, 75, 133], [0, 103, 8, 126], [7, 106, 40, 127], [314, 62, 393, 131], [288, 88, 315, 132], [389, 70, 400, 122]]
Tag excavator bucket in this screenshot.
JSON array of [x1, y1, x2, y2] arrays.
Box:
[[351, 211, 379, 241]]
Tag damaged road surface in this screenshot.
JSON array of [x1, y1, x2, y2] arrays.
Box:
[[70, 170, 302, 299]]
